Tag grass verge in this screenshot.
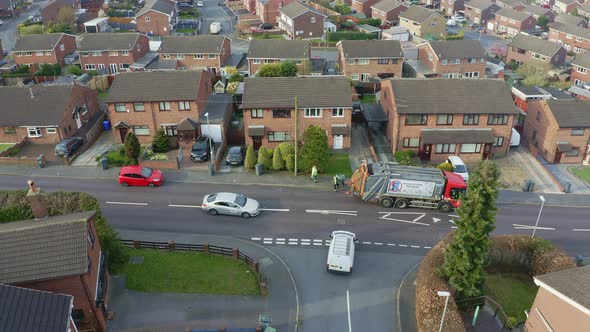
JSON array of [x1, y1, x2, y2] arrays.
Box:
[[124, 248, 261, 295], [251, 33, 285, 39], [570, 166, 590, 185], [484, 272, 537, 324], [360, 94, 376, 104], [0, 143, 15, 153], [326, 153, 353, 177]]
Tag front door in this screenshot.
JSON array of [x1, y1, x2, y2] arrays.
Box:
[[333, 135, 344, 149], [421, 144, 432, 161], [119, 127, 128, 143], [483, 143, 492, 160], [109, 63, 118, 74], [554, 151, 562, 163], [74, 111, 82, 129], [252, 136, 262, 150]]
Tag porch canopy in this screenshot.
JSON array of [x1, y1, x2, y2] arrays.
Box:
[[421, 128, 495, 144], [248, 125, 265, 137], [557, 142, 572, 152]]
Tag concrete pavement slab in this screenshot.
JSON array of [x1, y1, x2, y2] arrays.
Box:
[[545, 164, 590, 194], [71, 130, 115, 166]]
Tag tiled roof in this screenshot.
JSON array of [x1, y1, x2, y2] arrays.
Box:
[[200, 93, 233, 123], [339, 40, 403, 58], [13, 33, 68, 51], [546, 99, 590, 127], [399, 6, 439, 23], [242, 77, 353, 108], [554, 13, 587, 27], [535, 266, 590, 311], [495, 7, 533, 21], [464, 0, 496, 10], [371, 0, 406, 12], [104, 71, 205, 103], [78, 33, 142, 51], [522, 5, 553, 17], [0, 284, 73, 332], [279, 1, 324, 19], [0, 84, 75, 126], [136, 0, 176, 17], [428, 40, 485, 59], [573, 51, 590, 69], [158, 35, 227, 54], [509, 33, 564, 57], [387, 78, 518, 114], [247, 39, 310, 59], [578, 3, 590, 14], [421, 128, 495, 144], [0, 211, 95, 284], [550, 21, 590, 39]]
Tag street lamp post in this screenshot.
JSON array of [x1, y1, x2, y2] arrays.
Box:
[[532, 195, 546, 239], [204, 112, 214, 176], [438, 291, 451, 332]]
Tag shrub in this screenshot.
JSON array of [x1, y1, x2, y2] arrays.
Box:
[[244, 145, 256, 169], [66, 65, 83, 76], [327, 31, 377, 42], [152, 129, 169, 153], [277, 142, 295, 162], [394, 150, 414, 165], [229, 73, 244, 83], [299, 125, 329, 172], [272, 147, 285, 171], [258, 147, 273, 170], [286, 153, 295, 172], [88, 70, 99, 76], [147, 153, 168, 161], [438, 162, 454, 172], [124, 132, 141, 165], [37, 63, 61, 76]]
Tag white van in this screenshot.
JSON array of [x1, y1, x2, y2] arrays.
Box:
[[510, 128, 520, 147], [327, 231, 356, 273], [447, 155, 469, 182]]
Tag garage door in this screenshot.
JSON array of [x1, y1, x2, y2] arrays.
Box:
[[200, 124, 222, 143]]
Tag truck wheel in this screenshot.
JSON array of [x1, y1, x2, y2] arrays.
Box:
[[394, 198, 409, 209], [438, 202, 452, 213], [380, 197, 394, 208]]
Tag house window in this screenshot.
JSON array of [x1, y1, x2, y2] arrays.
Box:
[[576, 37, 584, 42], [468, 57, 478, 64], [273, 109, 291, 118], [159, 102, 171, 111], [162, 125, 177, 136], [162, 54, 171, 59], [115, 104, 126, 112], [463, 114, 479, 125], [253, 59, 261, 64], [268, 131, 291, 142], [60, 44, 65, 51], [145, 16, 151, 22], [436, 114, 453, 125], [358, 59, 369, 65], [565, 147, 580, 156], [575, 47, 584, 53], [442, 59, 448, 65], [133, 103, 145, 112], [536, 111, 541, 121], [194, 54, 204, 59], [403, 137, 420, 148], [35, 51, 43, 56], [577, 66, 588, 74], [84, 64, 96, 70], [251, 109, 263, 118], [460, 143, 482, 153], [92, 51, 101, 56], [176, 54, 185, 59], [122, 51, 129, 56], [392, 59, 399, 64], [566, 34, 572, 39], [348, 59, 355, 65], [452, 59, 460, 64], [405, 114, 428, 125], [572, 128, 585, 136], [132, 125, 150, 135], [44, 51, 52, 55], [46, 128, 57, 134], [4, 127, 17, 135], [378, 59, 389, 64], [109, 51, 118, 56], [351, 73, 359, 80], [435, 143, 456, 153], [208, 54, 216, 59], [311, 16, 316, 23], [428, 53, 433, 61], [494, 136, 504, 147], [120, 63, 130, 69], [27, 127, 42, 138], [304, 108, 322, 117], [488, 114, 508, 125], [179, 101, 191, 110], [332, 108, 344, 117], [464, 71, 480, 78], [87, 226, 95, 248]]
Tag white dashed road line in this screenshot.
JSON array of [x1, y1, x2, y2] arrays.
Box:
[[107, 201, 148, 206], [250, 237, 434, 250], [573, 229, 590, 232], [362, 241, 372, 245], [259, 208, 291, 212], [398, 244, 408, 247], [168, 204, 202, 208]]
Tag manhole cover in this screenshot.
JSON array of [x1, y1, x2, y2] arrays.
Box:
[[337, 218, 346, 225], [129, 256, 144, 264]]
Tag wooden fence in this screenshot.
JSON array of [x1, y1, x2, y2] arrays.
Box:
[[122, 240, 268, 294]]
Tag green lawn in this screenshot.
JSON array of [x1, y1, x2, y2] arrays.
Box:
[[251, 33, 285, 40], [360, 94, 376, 104], [176, 28, 196, 33], [570, 166, 590, 185], [326, 153, 353, 177], [0, 143, 14, 153], [101, 146, 146, 166], [485, 272, 538, 324], [97, 90, 109, 99], [124, 248, 260, 295]]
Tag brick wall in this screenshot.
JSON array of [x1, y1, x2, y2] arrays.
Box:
[[137, 11, 172, 36], [161, 39, 230, 72], [14, 35, 77, 68], [417, 43, 486, 77], [80, 35, 149, 73], [494, 15, 536, 36], [441, 0, 465, 16], [525, 287, 590, 331], [548, 28, 590, 54], [291, 12, 325, 39], [371, 5, 407, 25], [571, 64, 590, 85], [507, 47, 566, 67], [352, 0, 380, 17]]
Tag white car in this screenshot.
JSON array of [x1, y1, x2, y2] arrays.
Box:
[[197, 1, 204, 6], [202, 192, 260, 218], [0, 19, 4, 26], [447, 155, 469, 183]]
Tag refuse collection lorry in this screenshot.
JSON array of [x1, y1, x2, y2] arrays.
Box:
[[350, 161, 466, 212]]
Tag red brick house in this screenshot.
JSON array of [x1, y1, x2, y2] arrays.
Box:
[[0, 211, 109, 332], [278, 1, 326, 39], [135, 0, 178, 36], [247, 39, 311, 76], [489, 7, 536, 36], [78, 33, 150, 74], [577, 3, 590, 17], [414, 40, 486, 78], [571, 52, 590, 86], [370, 0, 408, 26], [549, 21, 590, 54], [255, 0, 297, 24], [441, 0, 466, 17], [511, 85, 574, 130], [242, 76, 353, 150], [337, 39, 404, 82], [352, 0, 381, 18], [12, 33, 77, 71], [554, 0, 581, 14], [464, 0, 500, 25], [495, 0, 526, 10], [0, 84, 101, 144], [523, 99, 590, 163], [0, 284, 78, 332], [554, 12, 587, 27], [380, 78, 518, 162], [521, 5, 555, 23], [507, 33, 567, 67], [104, 70, 213, 144], [157, 35, 231, 74]]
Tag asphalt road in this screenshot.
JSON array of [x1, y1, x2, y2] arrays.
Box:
[[198, 0, 234, 37], [2, 175, 589, 256], [0, 0, 53, 52]]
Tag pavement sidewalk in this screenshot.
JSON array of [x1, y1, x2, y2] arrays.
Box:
[[109, 231, 298, 332]]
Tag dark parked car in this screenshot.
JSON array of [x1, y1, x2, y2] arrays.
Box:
[[190, 136, 213, 162], [259, 23, 273, 30], [55, 137, 83, 157], [178, 2, 194, 10], [226, 146, 245, 165]]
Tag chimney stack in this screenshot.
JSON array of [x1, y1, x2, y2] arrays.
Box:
[[26, 180, 49, 220]]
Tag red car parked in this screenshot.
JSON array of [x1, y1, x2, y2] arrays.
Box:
[[118, 166, 164, 187]]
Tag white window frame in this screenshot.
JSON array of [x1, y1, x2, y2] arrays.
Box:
[[348, 59, 355, 65], [162, 54, 171, 59], [577, 66, 587, 74], [109, 51, 118, 56], [460, 143, 482, 153], [351, 73, 359, 80], [122, 50, 129, 56], [428, 53, 433, 61], [44, 51, 52, 56], [358, 59, 369, 65], [194, 54, 204, 59], [332, 108, 344, 117], [159, 101, 171, 111], [115, 104, 126, 112], [179, 101, 191, 110], [145, 16, 151, 22], [176, 54, 185, 59], [84, 64, 96, 70], [208, 54, 216, 59], [253, 59, 261, 64], [92, 51, 101, 56], [46, 127, 57, 134], [27, 127, 42, 138], [304, 108, 322, 118], [493, 136, 504, 147], [133, 125, 150, 136]]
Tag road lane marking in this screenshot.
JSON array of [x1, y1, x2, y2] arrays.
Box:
[[263, 238, 273, 241], [107, 201, 148, 206], [513, 224, 556, 230], [387, 243, 396, 246], [573, 229, 590, 232], [398, 244, 408, 247], [347, 290, 352, 332], [451, 226, 458, 229], [411, 245, 420, 248], [259, 208, 290, 212], [276, 241, 285, 245], [251, 237, 261, 241], [379, 212, 430, 226], [448, 214, 459, 218], [301, 239, 310, 242], [362, 241, 372, 244], [276, 238, 285, 241], [168, 204, 202, 208], [301, 242, 310, 246], [263, 241, 273, 244], [424, 246, 432, 249], [374, 242, 383, 245], [313, 242, 322, 246], [306, 209, 358, 216], [433, 217, 441, 223]]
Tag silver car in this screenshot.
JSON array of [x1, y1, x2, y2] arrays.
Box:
[[202, 192, 260, 218]]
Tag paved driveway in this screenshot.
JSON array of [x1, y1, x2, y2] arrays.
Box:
[[71, 130, 115, 166]]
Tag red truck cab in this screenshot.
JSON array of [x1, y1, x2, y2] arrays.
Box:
[[442, 171, 467, 208]]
